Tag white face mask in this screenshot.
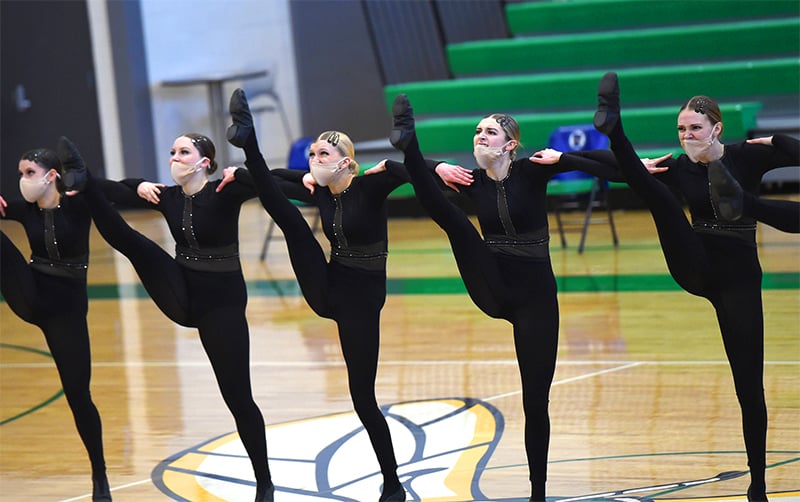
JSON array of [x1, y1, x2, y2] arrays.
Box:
[[170, 158, 205, 185], [19, 173, 51, 203], [682, 125, 719, 163], [473, 141, 512, 170], [310, 159, 350, 187]]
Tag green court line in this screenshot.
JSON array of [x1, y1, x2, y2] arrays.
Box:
[[2, 272, 797, 302]]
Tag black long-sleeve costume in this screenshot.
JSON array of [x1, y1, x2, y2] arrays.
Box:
[[232, 137, 409, 496], [398, 132, 621, 500], [82, 176, 272, 495], [598, 116, 799, 495], [0, 196, 107, 480]]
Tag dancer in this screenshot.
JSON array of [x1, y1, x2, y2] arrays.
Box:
[[387, 93, 635, 501], [0, 142, 110, 501], [70, 135, 274, 502], [225, 88, 407, 502], [592, 71, 799, 502]]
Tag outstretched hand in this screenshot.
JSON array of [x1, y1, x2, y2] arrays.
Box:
[[0, 194, 6, 217], [302, 173, 317, 194], [641, 152, 672, 174], [137, 181, 166, 204], [746, 136, 773, 146], [435, 162, 473, 192], [216, 166, 239, 193], [529, 148, 562, 164], [362, 159, 387, 175]]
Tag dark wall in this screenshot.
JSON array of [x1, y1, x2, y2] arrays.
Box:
[[0, 0, 156, 198], [0, 0, 104, 198], [289, 0, 509, 143]]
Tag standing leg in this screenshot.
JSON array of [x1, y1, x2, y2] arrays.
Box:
[[42, 319, 110, 499], [196, 299, 273, 501], [594, 73, 712, 297], [712, 257, 768, 501], [333, 267, 403, 501], [390, 94, 511, 319], [504, 261, 559, 502]]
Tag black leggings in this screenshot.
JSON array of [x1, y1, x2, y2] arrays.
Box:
[[241, 139, 400, 490], [1, 232, 106, 478], [603, 117, 768, 489], [401, 136, 559, 500], [81, 182, 271, 491], [745, 195, 800, 233]]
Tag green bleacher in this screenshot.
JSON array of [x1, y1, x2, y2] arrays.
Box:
[[505, 0, 799, 36], [446, 19, 799, 77], [384, 0, 799, 161]]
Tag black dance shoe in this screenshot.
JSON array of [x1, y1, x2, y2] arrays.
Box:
[[593, 71, 620, 135], [255, 481, 275, 502], [708, 159, 743, 221], [227, 88, 254, 148], [56, 136, 88, 192], [379, 485, 406, 502], [92, 474, 112, 501], [389, 93, 415, 152]]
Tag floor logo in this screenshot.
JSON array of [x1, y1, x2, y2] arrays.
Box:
[[152, 397, 503, 501], [152, 397, 798, 501]]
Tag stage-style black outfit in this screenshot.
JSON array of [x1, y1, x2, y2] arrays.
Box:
[[742, 194, 800, 233], [397, 132, 620, 501], [81, 176, 272, 498], [1, 195, 108, 486], [231, 135, 408, 499], [599, 105, 798, 498]]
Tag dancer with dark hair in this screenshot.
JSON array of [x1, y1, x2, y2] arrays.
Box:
[[0, 141, 111, 501], [386, 93, 636, 502], [70, 134, 274, 502], [224, 88, 407, 502], [592, 72, 799, 502]]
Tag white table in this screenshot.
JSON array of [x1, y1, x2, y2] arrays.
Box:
[[162, 69, 268, 168]]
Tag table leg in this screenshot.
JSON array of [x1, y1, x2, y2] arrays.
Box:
[[207, 81, 230, 168]]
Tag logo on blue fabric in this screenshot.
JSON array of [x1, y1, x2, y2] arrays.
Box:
[[568, 129, 588, 151]]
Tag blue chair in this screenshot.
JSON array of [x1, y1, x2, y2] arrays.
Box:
[[547, 125, 618, 253], [260, 137, 321, 260]]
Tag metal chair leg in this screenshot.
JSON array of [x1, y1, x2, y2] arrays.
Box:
[[578, 179, 601, 254], [260, 219, 276, 261]]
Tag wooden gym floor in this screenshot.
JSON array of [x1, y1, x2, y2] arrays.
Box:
[[1, 198, 798, 501]]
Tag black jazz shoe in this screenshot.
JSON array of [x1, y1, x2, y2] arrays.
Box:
[[56, 136, 88, 192], [593, 71, 620, 135], [389, 93, 415, 152], [227, 88, 254, 148]]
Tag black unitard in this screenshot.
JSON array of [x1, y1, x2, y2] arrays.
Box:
[[0, 195, 107, 479], [232, 136, 408, 496], [399, 133, 620, 500], [599, 116, 799, 493], [81, 176, 272, 493], [743, 194, 800, 233]]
